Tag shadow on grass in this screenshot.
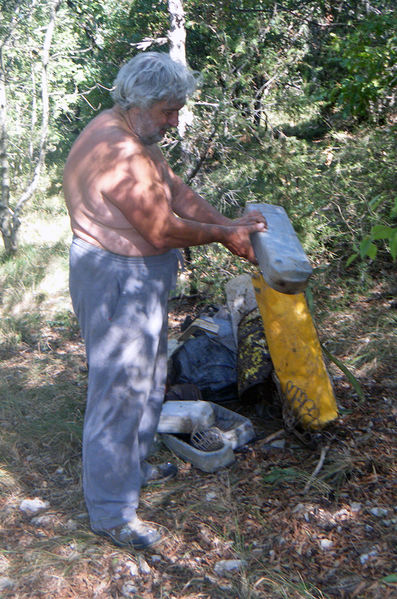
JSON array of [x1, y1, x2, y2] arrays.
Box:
[[0, 328, 86, 510], [0, 240, 70, 314], [0, 331, 257, 598], [0, 243, 396, 597]]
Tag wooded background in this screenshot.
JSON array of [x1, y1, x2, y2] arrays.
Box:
[[0, 4, 396, 597], [0, 0, 396, 267]]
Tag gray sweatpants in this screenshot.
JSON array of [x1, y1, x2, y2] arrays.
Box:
[[69, 237, 179, 531]]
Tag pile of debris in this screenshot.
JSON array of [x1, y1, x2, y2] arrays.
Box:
[[158, 204, 338, 471]]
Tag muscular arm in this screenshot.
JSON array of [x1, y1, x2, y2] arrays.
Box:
[[170, 176, 231, 225], [104, 145, 266, 261], [168, 162, 266, 229]]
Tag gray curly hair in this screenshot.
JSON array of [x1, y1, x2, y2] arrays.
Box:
[[111, 52, 199, 110]]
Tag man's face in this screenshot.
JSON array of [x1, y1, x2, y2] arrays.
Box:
[[131, 99, 184, 145]]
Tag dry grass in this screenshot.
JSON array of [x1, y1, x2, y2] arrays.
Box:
[[0, 226, 396, 598]]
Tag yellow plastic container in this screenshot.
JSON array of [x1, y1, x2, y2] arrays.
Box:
[[252, 274, 338, 430]]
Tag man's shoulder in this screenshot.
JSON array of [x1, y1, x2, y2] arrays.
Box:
[[82, 115, 145, 161], [89, 111, 132, 142]]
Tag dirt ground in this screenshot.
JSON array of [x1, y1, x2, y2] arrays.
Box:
[[0, 289, 396, 599]]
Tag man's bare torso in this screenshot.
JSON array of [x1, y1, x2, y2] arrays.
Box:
[[63, 108, 173, 256]]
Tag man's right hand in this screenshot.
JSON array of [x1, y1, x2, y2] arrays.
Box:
[[230, 210, 268, 229], [222, 220, 266, 264]]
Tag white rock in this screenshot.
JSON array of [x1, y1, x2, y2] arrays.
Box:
[[0, 577, 14, 591], [320, 539, 334, 551], [31, 514, 55, 527], [360, 549, 377, 565], [370, 507, 388, 517], [126, 561, 139, 577], [350, 502, 362, 512], [383, 519, 391, 527], [278, 536, 286, 545], [384, 517, 397, 529], [206, 492, 217, 501], [65, 519, 78, 531], [219, 583, 233, 592], [270, 439, 286, 449], [19, 498, 50, 515], [121, 582, 138, 597], [292, 503, 305, 514], [214, 559, 247, 576], [335, 509, 349, 518], [150, 555, 162, 563], [138, 557, 151, 575]]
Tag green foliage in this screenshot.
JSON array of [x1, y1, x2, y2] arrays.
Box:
[[262, 466, 330, 494], [262, 467, 304, 484], [347, 193, 397, 264], [320, 342, 365, 402], [179, 119, 396, 270], [0, 231, 70, 348], [381, 574, 397, 584], [325, 12, 397, 122], [1, 0, 396, 272], [175, 243, 256, 302], [49, 0, 135, 153], [357, 224, 397, 262]]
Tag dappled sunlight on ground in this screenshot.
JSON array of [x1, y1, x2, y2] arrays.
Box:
[[0, 288, 395, 597], [19, 209, 72, 247], [0, 215, 396, 597]]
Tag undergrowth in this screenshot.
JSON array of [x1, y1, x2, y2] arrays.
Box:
[[0, 124, 395, 599], [188, 123, 396, 268]]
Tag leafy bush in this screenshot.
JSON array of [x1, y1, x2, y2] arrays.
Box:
[[179, 119, 396, 272], [348, 196, 397, 264], [324, 12, 397, 123]]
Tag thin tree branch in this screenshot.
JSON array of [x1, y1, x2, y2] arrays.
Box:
[[304, 443, 330, 493]]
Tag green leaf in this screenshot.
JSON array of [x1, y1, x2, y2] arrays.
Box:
[[391, 198, 397, 219], [321, 344, 365, 402], [346, 253, 358, 267], [370, 225, 395, 240], [305, 287, 315, 314], [262, 467, 302, 484], [359, 238, 377, 259], [390, 232, 397, 261], [368, 195, 383, 210], [381, 573, 397, 584]]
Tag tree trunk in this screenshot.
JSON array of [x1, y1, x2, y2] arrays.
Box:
[[167, 0, 192, 137], [168, 0, 199, 294], [0, 2, 20, 254], [0, 0, 62, 255], [0, 63, 12, 253]]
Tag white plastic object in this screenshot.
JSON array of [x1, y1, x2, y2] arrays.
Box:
[[160, 402, 255, 473], [161, 433, 235, 473], [245, 202, 312, 294], [157, 400, 215, 434], [210, 402, 255, 449]]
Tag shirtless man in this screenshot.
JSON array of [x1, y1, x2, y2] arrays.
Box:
[[64, 52, 266, 549]]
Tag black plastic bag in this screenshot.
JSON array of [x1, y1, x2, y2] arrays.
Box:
[[169, 311, 238, 404]]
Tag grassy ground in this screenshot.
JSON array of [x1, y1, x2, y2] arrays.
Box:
[[0, 194, 396, 598]]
